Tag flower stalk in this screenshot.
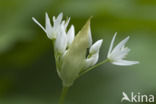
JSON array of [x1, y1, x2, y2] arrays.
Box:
[[79, 58, 109, 77], [58, 86, 69, 104]]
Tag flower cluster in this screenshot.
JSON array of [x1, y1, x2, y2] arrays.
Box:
[[32, 13, 103, 87], [32, 13, 139, 87]]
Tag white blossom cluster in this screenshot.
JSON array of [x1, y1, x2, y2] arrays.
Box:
[[32, 13, 139, 87]]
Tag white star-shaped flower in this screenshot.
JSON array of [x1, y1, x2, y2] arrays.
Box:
[[107, 32, 139, 66], [32, 12, 70, 40], [32, 12, 72, 54]]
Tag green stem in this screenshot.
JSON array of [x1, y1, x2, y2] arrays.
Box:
[[58, 86, 69, 104], [79, 59, 109, 76]]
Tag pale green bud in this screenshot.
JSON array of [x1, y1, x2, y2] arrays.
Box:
[[59, 19, 91, 87]]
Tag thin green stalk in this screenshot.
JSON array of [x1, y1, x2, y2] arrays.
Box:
[[79, 59, 109, 76], [58, 86, 69, 104]]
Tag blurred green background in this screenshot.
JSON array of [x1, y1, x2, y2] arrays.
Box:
[[0, 0, 156, 104]]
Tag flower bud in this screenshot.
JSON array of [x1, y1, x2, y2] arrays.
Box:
[[67, 25, 75, 47], [54, 25, 67, 54], [85, 39, 103, 67]]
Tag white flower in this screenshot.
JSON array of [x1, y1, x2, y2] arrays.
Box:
[[32, 12, 71, 54], [32, 12, 69, 39], [107, 32, 139, 66], [85, 39, 103, 67]]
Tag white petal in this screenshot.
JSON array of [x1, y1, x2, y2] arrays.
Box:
[[54, 25, 67, 54], [85, 53, 99, 67], [57, 12, 63, 21], [32, 17, 46, 33], [111, 47, 130, 60], [107, 32, 117, 57], [89, 39, 103, 54], [52, 16, 56, 22], [45, 13, 53, 39], [64, 17, 70, 30], [67, 25, 75, 47], [111, 35, 130, 55], [61, 20, 65, 27], [112, 60, 139, 66], [55, 12, 63, 25], [85, 39, 103, 68]]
